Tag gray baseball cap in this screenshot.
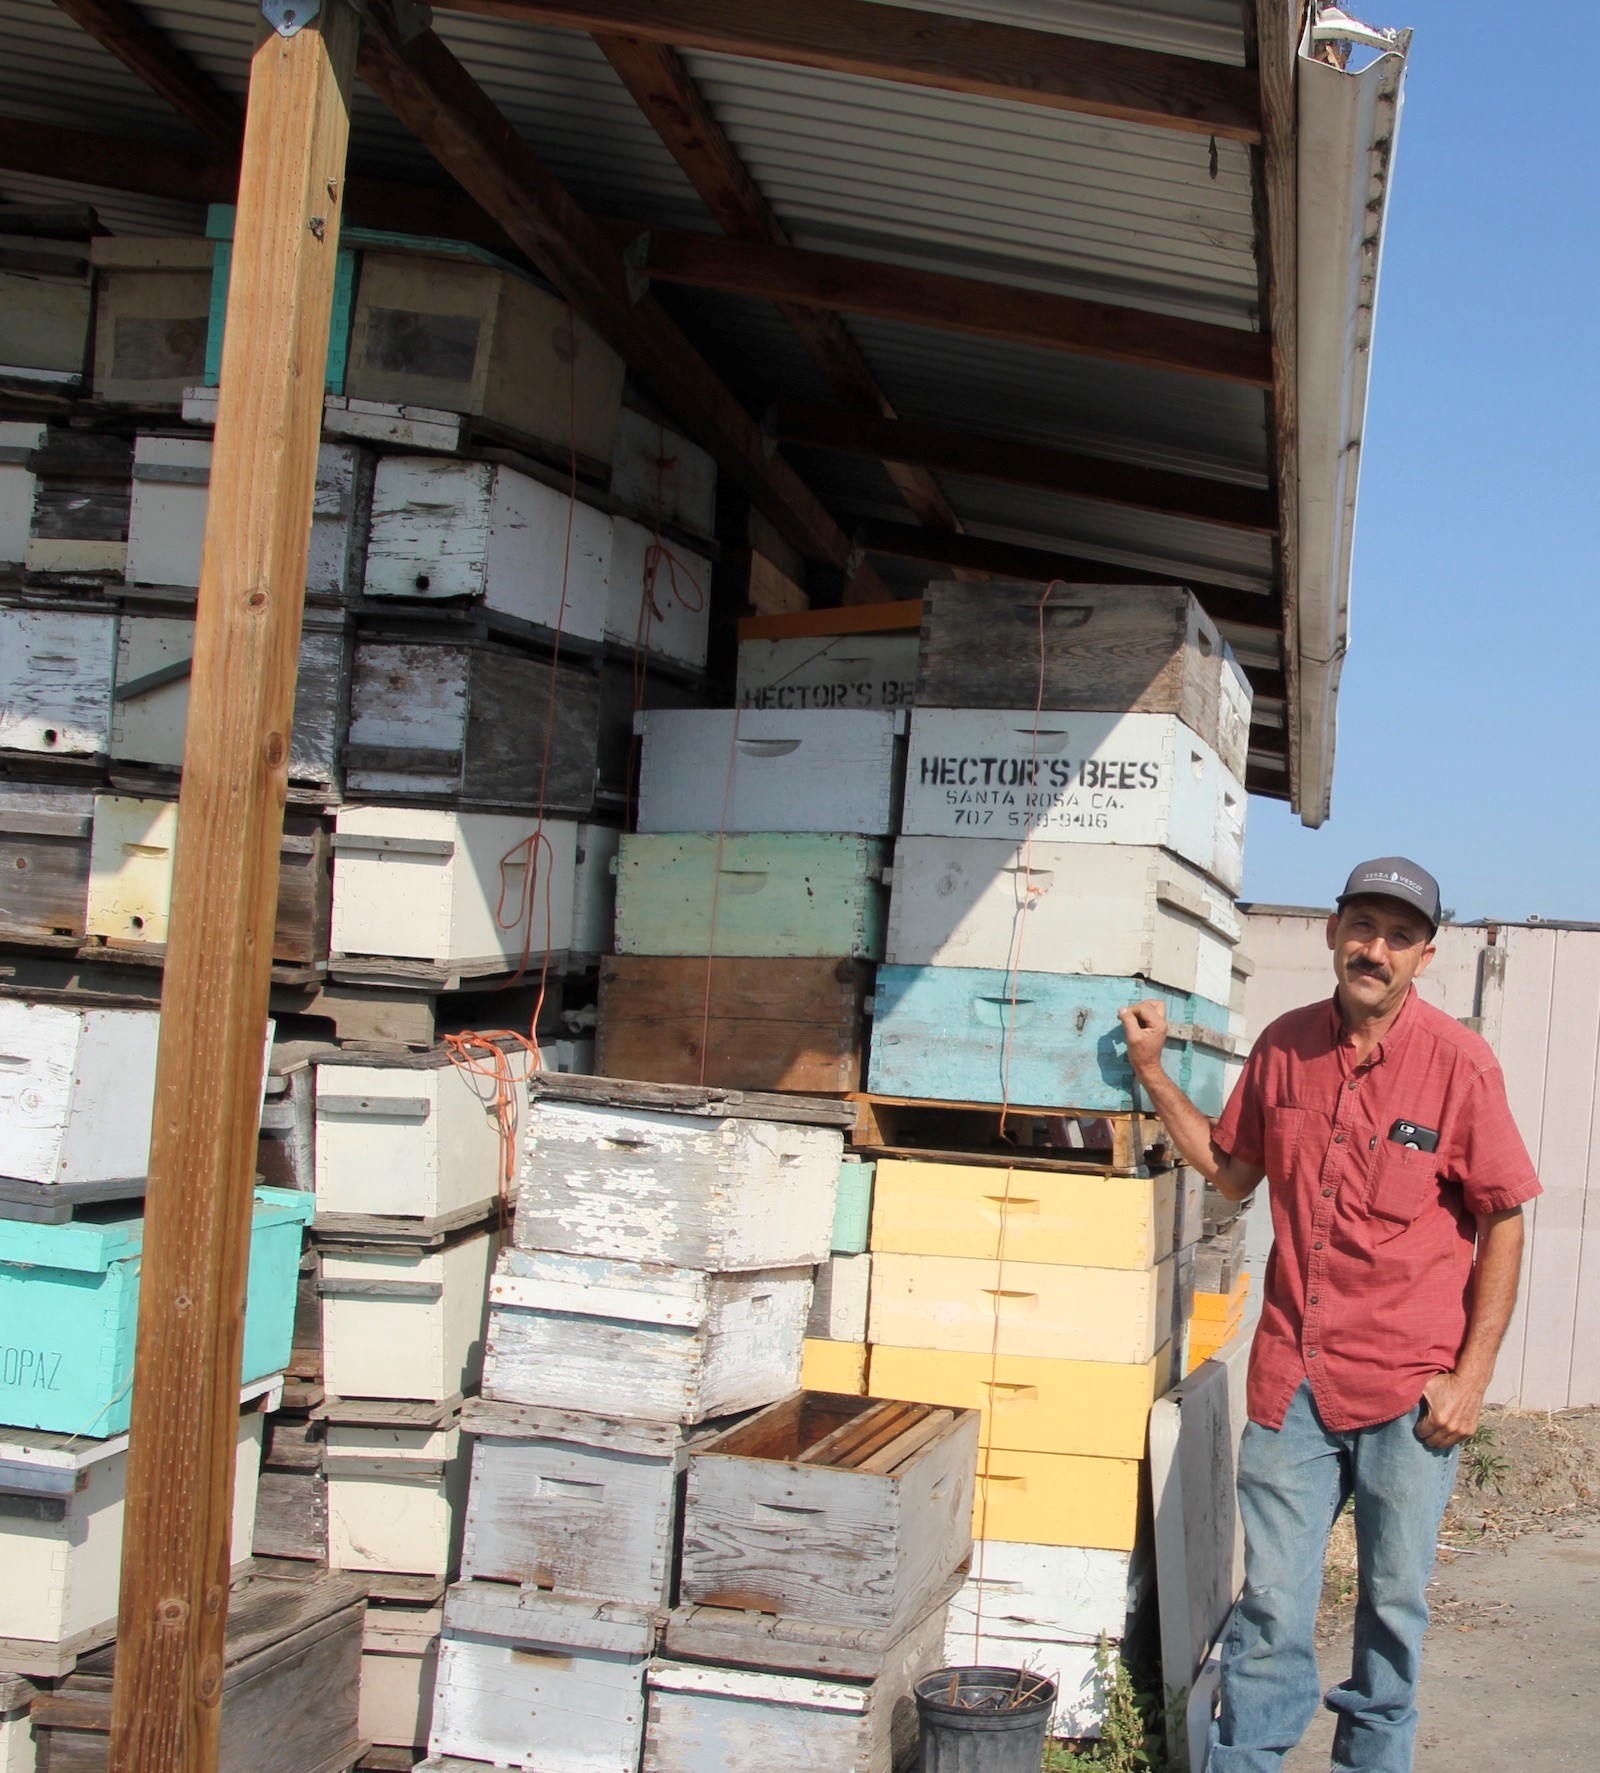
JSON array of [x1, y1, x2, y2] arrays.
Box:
[[1336, 857, 1441, 931]]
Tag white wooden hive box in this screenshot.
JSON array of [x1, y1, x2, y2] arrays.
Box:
[[320, 1228, 498, 1404], [360, 1600, 442, 1752], [483, 1248, 812, 1424], [606, 515, 711, 670], [902, 708, 1246, 893], [611, 407, 717, 540], [736, 630, 920, 714], [0, 607, 115, 759], [884, 838, 1240, 1000], [634, 708, 907, 835], [330, 806, 578, 975], [324, 1420, 470, 1579], [512, 1099, 842, 1271]]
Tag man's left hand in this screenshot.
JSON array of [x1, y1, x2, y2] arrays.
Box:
[[1416, 1370, 1487, 1450]]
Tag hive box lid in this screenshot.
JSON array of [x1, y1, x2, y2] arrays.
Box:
[[0, 1185, 313, 1274]]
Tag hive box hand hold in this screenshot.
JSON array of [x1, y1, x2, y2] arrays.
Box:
[[512, 1097, 841, 1271], [884, 838, 1240, 1001], [483, 1248, 813, 1424], [868, 966, 1235, 1115], [635, 708, 906, 835], [902, 708, 1246, 894], [917, 580, 1252, 780]]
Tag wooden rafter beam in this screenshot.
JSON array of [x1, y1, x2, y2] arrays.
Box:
[[50, 0, 244, 151], [431, 0, 1263, 142], [854, 517, 1283, 637], [768, 403, 1277, 534], [356, 2, 885, 593], [600, 223, 1273, 386], [593, 33, 961, 535], [0, 113, 541, 273]]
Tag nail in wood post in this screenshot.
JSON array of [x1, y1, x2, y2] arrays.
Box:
[[108, 8, 358, 1773]]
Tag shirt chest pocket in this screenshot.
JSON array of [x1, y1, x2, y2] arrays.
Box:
[[1366, 1140, 1442, 1225]]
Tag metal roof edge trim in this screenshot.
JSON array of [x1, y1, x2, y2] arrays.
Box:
[[1292, 12, 1410, 828]]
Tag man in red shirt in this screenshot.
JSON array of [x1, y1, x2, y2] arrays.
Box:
[[1120, 858, 1539, 1773]]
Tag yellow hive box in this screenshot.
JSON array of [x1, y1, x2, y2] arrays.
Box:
[[868, 1251, 1178, 1366], [800, 1338, 868, 1395], [1192, 1274, 1252, 1324], [870, 1158, 1179, 1270], [868, 1343, 1173, 1460], [974, 1448, 1141, 1551]]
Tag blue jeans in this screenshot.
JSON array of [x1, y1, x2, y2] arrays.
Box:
[[1210, 1381, 1460, 1773]]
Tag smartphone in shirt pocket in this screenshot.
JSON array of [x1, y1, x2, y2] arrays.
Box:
[[1368, 1120, 1442, 1224]]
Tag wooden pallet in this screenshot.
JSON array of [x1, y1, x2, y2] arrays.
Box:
[[847, 1092, 1165, 1175]]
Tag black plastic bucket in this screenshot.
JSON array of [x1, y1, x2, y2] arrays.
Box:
[[915, 1665, 1058, 1773]]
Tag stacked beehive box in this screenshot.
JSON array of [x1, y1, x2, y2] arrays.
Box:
[[0, 996, 315, 1773], [419, 1071, 852, 1773], [600, 601, 919, 1094], [803, 580, 1250, 1736]]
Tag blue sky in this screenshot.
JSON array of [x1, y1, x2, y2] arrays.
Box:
[[1243, 1, 1600, 922]]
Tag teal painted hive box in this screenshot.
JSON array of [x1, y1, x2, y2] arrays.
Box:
[[832, 1159, 874, 1254], [0, 1186, 314, 1437], [867, 967, 1234, 1115], [614, 832, 889, 958], [204, 206, 357, 393]]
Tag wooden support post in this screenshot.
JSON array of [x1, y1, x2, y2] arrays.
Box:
[[107, 8, 358, 1773]]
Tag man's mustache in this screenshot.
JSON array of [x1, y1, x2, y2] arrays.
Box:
[[1348, 959, 1391, 982]]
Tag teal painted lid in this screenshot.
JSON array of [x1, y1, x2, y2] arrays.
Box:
[[0, 1186, 313, 1276]]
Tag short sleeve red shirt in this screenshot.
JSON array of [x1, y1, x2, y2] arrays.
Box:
[[1214, 987, 1540, 1431]]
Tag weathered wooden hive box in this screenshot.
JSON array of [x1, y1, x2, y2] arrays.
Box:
[[0, 1674, 36, 1773], [85, 795, 331, 968], [124, 433, 374, 602], [646, 1587, 952, 1773], [29, 1564, 365, 1773], [323, 1406, 471, 1579], [917, 581, 1253, 780], [867, 966, 1234, 1114], [884, 837, 1240, 1000], [0, 1187, 310, 1437], [807, 1253, 871, 1344], [360, 1599, 442, 1760], [87, 236, 215, 408], [110, 607, 347, 791], [363, 456, 612, 644], [735, 602, 922, 714], [615, 832, 889, 959], [570, 819, 620, 959], [459, 1397, 715, 1607], [902, 708, 1246, 894], [597, 955, 871, 1095], [945, 1543, 1140, 1740], [0, 229, 92, 390], [329, 805, 578, 980], [867, 1249, 1182, 1368], [20, 429, 131, 584], [345, 251, 626, 470], [679, 1392, 977, 1639], [426, 1583, 655, 1773], [0, 785, 93, 946], [344, 637, 599, 809], [635, 708, 906, 835], [483, 1248, 813, 1424], [868, 1342, 1175, 1463], [0, 1399, 267, 1674], [0, 420, 44, 570], [611, 407, 717, 540], [253, 1410, 328, 1564], [319, 1225, 498, 1405], [314, 1047, 521, 1223], [512, 1096, 840, 1272], [870, 1157, 1183, 1271], [607, 514, 712, 671], [0, 1001, 159, 1187], [0, 606, 115, 761]]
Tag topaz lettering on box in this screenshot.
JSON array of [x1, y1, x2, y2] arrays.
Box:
[[0, 1345, 65, 1390]]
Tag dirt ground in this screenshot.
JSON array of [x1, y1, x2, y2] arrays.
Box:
[[1281, 1405, 1600, 1772]]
